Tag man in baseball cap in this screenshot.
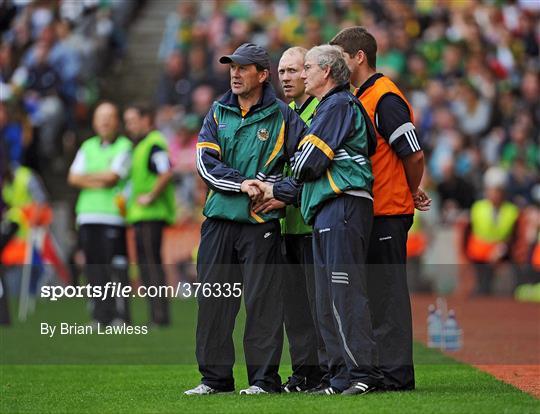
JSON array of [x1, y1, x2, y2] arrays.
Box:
[[185, 42, 306, 396]]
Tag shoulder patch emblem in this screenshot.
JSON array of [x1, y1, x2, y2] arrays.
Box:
[[257, 128, 269, 141]]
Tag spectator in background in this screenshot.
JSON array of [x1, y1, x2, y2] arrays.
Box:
[[186, 44, 213, 90], [155, 50, 189, 109], [191, 84, 215, 121], [465, 167, 520, 296], [404, 52, 428, 91], [501, 122, 538, 171], [158, 1, 198, 60], [437, 159, 475, 222], [23, 40, 65, 170], [0, 102, 24, 165], [451, 80, 492, 138], [374, 26, 406, 80], [440, 43, 464, 85], [0, 42, 17, 88], [520, 70, 540, 128], [68, 102, 132, 327], [124, 104, 176, 327], [169, 114, 199, 218], [507, 157, 537, 207], [23, 24, 80, 105]]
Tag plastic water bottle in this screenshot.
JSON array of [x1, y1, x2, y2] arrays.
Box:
[[427, 305, 442, 348], [443, 309, 462, 351]]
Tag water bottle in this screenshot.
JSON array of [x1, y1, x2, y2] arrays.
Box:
[[443, 309, 462, 351], [427, 305, 442, 348]]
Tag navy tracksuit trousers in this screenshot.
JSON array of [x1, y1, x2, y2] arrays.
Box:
[[282, 234, 328, 387], [367, 216, 415, 390], [312, 195, 383, 391], [196, 218, 284, 393]]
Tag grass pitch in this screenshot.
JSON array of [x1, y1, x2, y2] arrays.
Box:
[[1, 298, 538, 413]]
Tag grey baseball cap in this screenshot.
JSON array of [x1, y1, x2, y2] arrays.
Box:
[[219, 43, 270, 70]]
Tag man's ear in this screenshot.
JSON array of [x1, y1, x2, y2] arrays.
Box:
[[356, 50, 365, 65], [259, 69, 269, 84], [323, 66, 331, 80]]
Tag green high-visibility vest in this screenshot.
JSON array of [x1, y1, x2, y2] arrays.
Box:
[[3, 166, 32, 209], [470, 199, 519, 242], [281, 97, 318, 235], [75, 136, 132, 217], [127, 130, 176, 225], [3, 166, 32, 237]]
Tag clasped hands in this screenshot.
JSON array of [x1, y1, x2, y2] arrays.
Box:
[[241, 179, 286, 214], [241, 180, 432, 213]]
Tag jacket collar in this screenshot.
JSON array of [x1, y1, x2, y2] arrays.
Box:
[[319, 81, 351, 103], [292, 95, 316, 114], [355, 73, 384, 97], [218, 82, 277, 114]]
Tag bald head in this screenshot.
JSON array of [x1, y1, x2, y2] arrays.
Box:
[[282, 46, 308, 60], [93, 102, 119, 142], [278, 47, 309, 103]]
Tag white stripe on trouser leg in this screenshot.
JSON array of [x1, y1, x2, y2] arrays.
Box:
[[332, 272, 349, 283], [332, 301, 359, 367]]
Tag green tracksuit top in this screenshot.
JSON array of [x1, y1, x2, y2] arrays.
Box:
[[289, 84, 376, 225], [196, 84, 306, 224], [281, 96, 318, 235]]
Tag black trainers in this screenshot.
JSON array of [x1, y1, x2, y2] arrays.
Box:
[[307, 385, 341, 395], [342, 381, 376, 395], [282, 376, 309, 393]]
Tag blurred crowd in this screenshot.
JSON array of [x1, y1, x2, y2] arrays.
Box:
[[0, 0, 143, 173], [1, 0, 539, 296], [153, 0, 538, 216], [151, 0, 539, 295]]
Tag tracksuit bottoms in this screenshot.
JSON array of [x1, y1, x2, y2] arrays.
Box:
[[134, 220, 170, 326], [196, 218, 284, 392], [367, 215, 415, 390], [79, 224, 130, 324], [283, 234, 328, 387], [312, 195, 383, 391]]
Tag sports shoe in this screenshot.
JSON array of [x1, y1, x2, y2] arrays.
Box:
[[341, 381, 376, 396], [239, 385, 268, 395], [307, 386, 341, 395], [282, 376, 309, 393], [305, 382, 330, 393], [184, 384, 230, 395]]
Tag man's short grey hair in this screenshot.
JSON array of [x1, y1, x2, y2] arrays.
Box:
[[306, 45, 351, 84]]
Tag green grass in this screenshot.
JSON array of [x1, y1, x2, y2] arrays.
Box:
[[1, 299, 538, 413]]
